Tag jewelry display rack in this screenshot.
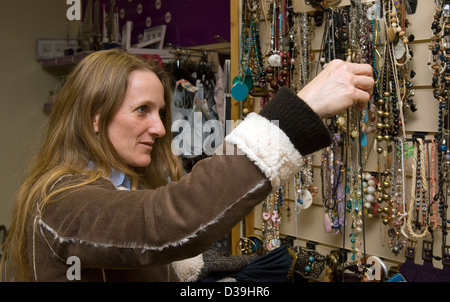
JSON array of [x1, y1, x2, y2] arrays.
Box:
[[230, 0, 449, 282]]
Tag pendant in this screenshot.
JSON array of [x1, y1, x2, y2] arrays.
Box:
[[262, 211, 272, 221], [387, 26, 396, 42], [300, 189, 313, 209], [231, 69, 253, 101], [270, 238, 280, 250], [231, 82, 249, 101], [360, 132, 367, 146], [394, 40, 406, 60], [366, 5, 375, 20], [232, 68, 253, 91], [268, 53, 282, 67]]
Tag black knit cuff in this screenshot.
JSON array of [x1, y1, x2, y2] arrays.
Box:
[[259, 87, 331, 155]]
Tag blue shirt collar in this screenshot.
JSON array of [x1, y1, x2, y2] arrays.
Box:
[[109, 169, 131, 190], [89, 161, 131, 190]]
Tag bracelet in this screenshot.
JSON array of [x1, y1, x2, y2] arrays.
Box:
[[295, 248, 326, 279]]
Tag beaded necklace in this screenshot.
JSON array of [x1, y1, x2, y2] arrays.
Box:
[[265, 0, 281, 90], [374, 0, 400, 228], [248, 0, 265, 86], [278, 0, 289, 88], [345, 137, 364, 263], [232, 0, 253, 101], [430, 140, 439, 231], [386, 138, 408, 254], [233, 0, 268, 101], [406, 138, 430, 239], [430, 0, 450, 259]]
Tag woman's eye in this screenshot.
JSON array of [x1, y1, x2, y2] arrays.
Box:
[[137, 106, 147, 114]]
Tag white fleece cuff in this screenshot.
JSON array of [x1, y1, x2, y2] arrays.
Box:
[[224, 113, 303, 188], [172, 254, 204, 282]]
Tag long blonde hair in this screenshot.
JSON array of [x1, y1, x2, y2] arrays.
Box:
[[0, 49, 183, 281]]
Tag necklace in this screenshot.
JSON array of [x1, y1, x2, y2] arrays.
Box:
[[293, 12, 313, 92], [232, 0, 253, 102], [322, 133, 345, 233], [430, 0, 450, 257], [344, 121, 365, 265], [430, 140, 439, 231], [385, 138, 408, 255], [406, 138, 430, 239], [248, 0, 265, 86], [295, 155, 314, 214], [266, 0, 281, 90], [261, 192, 281, 252]]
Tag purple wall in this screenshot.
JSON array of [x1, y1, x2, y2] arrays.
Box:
[[83, 0, 230, 47]]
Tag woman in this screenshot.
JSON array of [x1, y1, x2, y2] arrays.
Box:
[[1, 49, 373, 281]]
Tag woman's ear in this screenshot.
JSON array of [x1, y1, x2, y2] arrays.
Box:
[[93, 113, 100, 133]]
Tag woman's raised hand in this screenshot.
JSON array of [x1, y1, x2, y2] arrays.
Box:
[[297, 59, 375, 119]]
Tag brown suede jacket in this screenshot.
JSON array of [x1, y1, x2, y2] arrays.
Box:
[[26, 87, 331, 281]]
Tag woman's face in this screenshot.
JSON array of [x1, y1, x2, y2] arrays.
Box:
[[95, 70, 166, 167]]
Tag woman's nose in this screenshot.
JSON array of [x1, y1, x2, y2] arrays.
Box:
[[148, 114, 166, 138]]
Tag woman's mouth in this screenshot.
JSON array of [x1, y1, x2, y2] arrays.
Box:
[[139, 142, 153, 150]]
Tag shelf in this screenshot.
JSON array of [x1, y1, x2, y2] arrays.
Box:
[[41, 51, 94, 68]]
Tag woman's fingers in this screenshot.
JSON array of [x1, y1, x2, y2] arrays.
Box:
[[355, 74, 375, 95], [352, 88, 371, 111], [351, 61, 374, 76], [353, 74, 375, 110], [297, 59, 375, 119]]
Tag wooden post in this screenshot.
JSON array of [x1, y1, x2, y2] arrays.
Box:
[[230, 0, 241, 255], [230, 0, 255, 255]]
